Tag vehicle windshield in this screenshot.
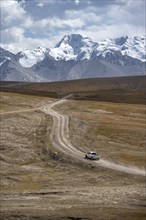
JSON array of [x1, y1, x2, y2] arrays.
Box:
[[91, 152, 96, 155]]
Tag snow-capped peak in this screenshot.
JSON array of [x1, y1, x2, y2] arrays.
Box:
[[114, 35, 129, 46], [49, 34, 97, 61], [119, 35, 146, 61], [55, 34, 93, 48], [18, 47, 48, 68], [51, 34, 146, 62], [92, 35, 146, 62], [16, 34, 146, 68]]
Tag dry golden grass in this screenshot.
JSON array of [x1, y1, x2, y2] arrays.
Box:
[[56, 100, 146, 168], [0, 91, 146, 220]]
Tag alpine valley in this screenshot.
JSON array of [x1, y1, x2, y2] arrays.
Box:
[[0, 34, 145, 82]]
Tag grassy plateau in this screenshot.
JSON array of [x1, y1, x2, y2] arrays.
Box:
[[0, 76, 146, 220]]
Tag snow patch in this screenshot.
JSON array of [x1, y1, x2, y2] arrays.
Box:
[[0, 60, 6, 66], [49, 46, 76, 61], [19, 47, 46, 67], [18, 34, 146, 64]]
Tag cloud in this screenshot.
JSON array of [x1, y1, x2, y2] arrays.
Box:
[[1, 27, 24, 43], [1, 0, 33, 30], [65, 7, 101, 23], [32, 17, 85, 31], [80, 23, 145, 42], [0, 36, 53, 53], [0, 0, 145, 53], [74, 0, 80, 4], [0, 0, 34, 52], [29, 6, 101, 38], [1, 0, 26, 29], [37, 2, 44, 8], [107, 1, 145, 27]]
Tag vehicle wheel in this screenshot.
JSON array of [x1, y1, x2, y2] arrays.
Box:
[[85, 155, 88, 159]]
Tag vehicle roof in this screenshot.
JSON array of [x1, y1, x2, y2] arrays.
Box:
[[87, 151, 96, 154]]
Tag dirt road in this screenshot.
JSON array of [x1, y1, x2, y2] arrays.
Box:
[[42, 97, 146, 176], [1, 95, 145, 176]]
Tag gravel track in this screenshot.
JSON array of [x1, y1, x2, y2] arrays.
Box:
[[1, 96, 145, 176], [42, 97, 146, 176]]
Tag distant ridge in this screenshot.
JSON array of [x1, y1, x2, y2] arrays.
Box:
[[0, 34, 146, 82], [1, 75, 145, 104]]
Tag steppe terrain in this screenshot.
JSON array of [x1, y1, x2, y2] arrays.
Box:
[[0, 76, 146, 220]]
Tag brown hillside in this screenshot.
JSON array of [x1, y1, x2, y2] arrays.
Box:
[[1, 75, 146, 104]]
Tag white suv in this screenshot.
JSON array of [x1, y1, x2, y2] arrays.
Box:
[[85, 151, 100, 160]]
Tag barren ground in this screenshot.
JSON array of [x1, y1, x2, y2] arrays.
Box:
[[0, 91, 146, 220]]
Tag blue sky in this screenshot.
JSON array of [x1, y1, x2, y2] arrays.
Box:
[[1, 0, 145, 53]]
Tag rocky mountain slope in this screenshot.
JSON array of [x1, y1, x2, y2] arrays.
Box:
[[0, 34, 145, 82]]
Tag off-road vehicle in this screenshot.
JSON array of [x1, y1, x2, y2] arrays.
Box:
[[85, 151, 100, 160]]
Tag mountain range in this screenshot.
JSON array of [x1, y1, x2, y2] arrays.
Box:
[[0, 34, 145, 82]]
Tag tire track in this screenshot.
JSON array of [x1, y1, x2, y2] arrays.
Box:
[[1, 95, 145, 176], [43, 102, 83, 158], [42, 97, 146, 176]]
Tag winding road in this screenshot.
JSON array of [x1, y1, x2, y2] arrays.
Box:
[[42, 96, 146, 176], [1, 96, 145, 176]]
